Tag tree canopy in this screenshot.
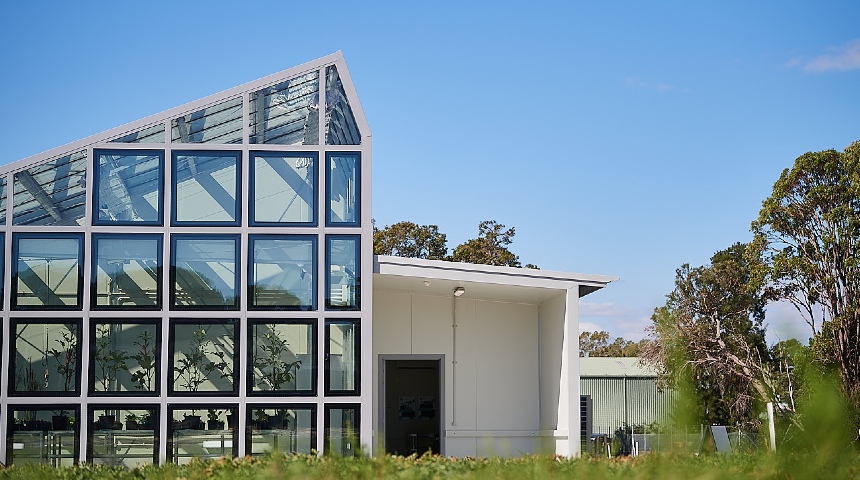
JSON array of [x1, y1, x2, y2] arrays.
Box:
[[579, 331, 648, 357], [451, 220, 522, 267], [373, 221, 448, 260]]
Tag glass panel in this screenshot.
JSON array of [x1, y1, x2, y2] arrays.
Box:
[[170, 321, 236, 394], [249, 71, 319, 145], [251, 152, 316, 225], [88, 406, 158, 467], [172, 236, 238, 309], [12, 321, 81, 394], [326, 236, 360, 310], [91, 322, 159, 394], [167, 405, 238, 464], [7, 406, 79, 466], [325, 65, 361, 145], [326, 321, 358, 394], [327, 153, 360, 226], [94, 150, 163, 225], [247, 406, 315, 456], [250, 236, 316, 310], [250, 322, 314, 393], [172, 151, 240, 224], [110, 123, 166, 143], [92, 235, 161, 309], [13, 235, 83, 309], [0, 176, 7, 224], [325, 405, 359, 456], [13, 151, 87, 226], [172, 97, 243, 144]]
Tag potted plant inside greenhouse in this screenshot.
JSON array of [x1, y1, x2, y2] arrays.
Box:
[[125, 413, 139, 430], [48, 323, 78, 392], [130, 329, 157, 391], [94, 324, 129, 392], [207, 409, 225, 430], [174, 325, 233, 393], [252, 323, 302, 391], [52, 409, 71, 430]]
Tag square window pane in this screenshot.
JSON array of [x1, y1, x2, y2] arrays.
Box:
[[167, 405, 238, 464], [94, 150, 163, 225], [249, 321, 315, 394], [91, 322, 160, 394], [250, 236, 316, 310], [170, 321, 237, 394], [172, 236, 239, 309], [92, 235, 161, 309], [326, 236, 360, 310], [251, 153, 317, 225], [326, 152, 360, 226], [12, 321, 81, 395], [326, 320, 359, 394], [172, 151, 240, 225], [7, 406, 79, 466], [13, 234, 83, 309], [13, 151, 87, 226], [88, 406, 159, 467], [247, 406, 315, 456], [325, 405, 359, 456]]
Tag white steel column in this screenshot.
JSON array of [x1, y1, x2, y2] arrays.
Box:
[[556, 285, 580, 456]]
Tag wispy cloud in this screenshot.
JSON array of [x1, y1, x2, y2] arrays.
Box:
[[790, 39, 860, 72], [624, 77, 679, 93], [579, 302, 653, 340]]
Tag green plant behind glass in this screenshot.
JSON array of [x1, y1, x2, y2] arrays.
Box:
[[253, 324, 301, 391], [94, 324, 129, 391], [174, 325, 233, 392], [47, 323, 77, 391], [131, 329, 156, 391], [15, 356, 45, 392]]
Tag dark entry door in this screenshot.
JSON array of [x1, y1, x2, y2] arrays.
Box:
[[384, 359, 440, 455]]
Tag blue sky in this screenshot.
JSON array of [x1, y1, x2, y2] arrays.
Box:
[[1, 1, 858, 343]]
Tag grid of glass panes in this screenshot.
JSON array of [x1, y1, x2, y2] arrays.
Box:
[[1, 62, 365, 465]]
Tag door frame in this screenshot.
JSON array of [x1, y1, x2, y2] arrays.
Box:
[[378, 354, 445, 456]]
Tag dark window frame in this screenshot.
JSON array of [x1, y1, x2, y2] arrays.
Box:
[[90, 233, 163, 311], [248, 234, 317, 311], [325, 151, 361, 227], [245, 403, 317, 456], [323, 403, 360, 456], [166, 403, 239, 462], [325, 235, 361, 311], [168, 318, 239, 397], [170, 150, 242, 227], [92, 148, 165, 227], [8, 318, 84, 397], [11, 232, 84, 311], [170, 234, 240, 311], [86, 403, 160, 465], [247, 318, 317, 396], [324, 319, 360, 396], [88, 318, 162, 397], [249, 151, 319, 227], [6, 404, 81, 466]]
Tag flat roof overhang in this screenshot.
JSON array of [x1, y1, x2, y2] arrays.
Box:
[[373, 255, 617, 304]]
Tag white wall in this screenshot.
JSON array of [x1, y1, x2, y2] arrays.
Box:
[[373, 289, 542, 457]]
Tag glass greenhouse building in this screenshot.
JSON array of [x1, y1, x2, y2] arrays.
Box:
[[0, 52, 615, 466]]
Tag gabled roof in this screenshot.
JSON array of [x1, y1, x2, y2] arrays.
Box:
[[2, 51, 370, 177]]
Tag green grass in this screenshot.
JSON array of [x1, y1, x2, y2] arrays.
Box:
[[1, 451, 858, 480]]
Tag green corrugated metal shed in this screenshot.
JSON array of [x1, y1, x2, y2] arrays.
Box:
[[580, 357, 675, 435]]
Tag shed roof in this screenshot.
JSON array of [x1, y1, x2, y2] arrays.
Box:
[[579, 357, 659, 377]]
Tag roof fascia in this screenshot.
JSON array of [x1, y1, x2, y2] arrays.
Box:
[[2, 51, 347, 176]]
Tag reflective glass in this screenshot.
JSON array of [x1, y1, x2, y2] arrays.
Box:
[[170, 321, 237, 394], [247, 406, 315, 455], [94, 150, 163, 225], [13, 234, 83, 309], [110, 123, 166, 143], [0, 176, 6, 224], [11, 321, 81, 395], [172, 236, 239, 309], [326, 236, 360, 310], [13, 151, 87, 226], [249, 321, 315, 394], [88, 406, 159, 467], [326, 321, 359, 394], [249, 71, 319, 145], [167, 405, 238, 464], [172, 151, 240, 225], [326, 153, 360, 226], [251, 152, 316, 225], [90, 321, 160, 394], [250, 236, 316, 310], [325, 405, 359, 456], [325, 65, 361, 145], [92, 235, 161, 309], [7, 406, 79, 466], [172, 97, 243, 144]]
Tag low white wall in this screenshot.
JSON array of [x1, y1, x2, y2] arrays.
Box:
[[373, 289, 542, 457]]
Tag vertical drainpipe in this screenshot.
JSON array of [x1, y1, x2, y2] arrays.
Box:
[[451, 292, 458, 427]]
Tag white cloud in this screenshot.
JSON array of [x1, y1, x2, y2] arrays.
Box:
[[792, 39, 860, 72], [579, 302, 653, 341]]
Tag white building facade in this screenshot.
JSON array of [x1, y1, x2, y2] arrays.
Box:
[[0, 52, 614, 466]]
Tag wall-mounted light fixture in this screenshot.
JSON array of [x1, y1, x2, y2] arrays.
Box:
[[453, 286, 465, 297]]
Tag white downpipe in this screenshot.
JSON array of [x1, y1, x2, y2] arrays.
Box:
[[767, 402, 776, 451], [451, 295, 458, 426]]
